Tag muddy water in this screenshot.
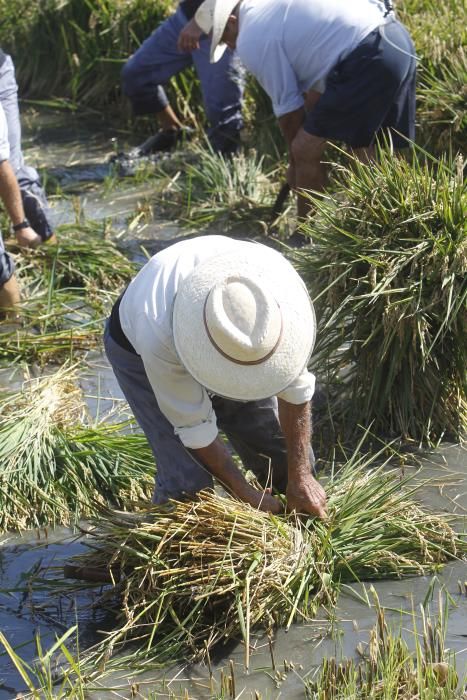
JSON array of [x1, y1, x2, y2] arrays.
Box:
[[0, 109, 465, 698]]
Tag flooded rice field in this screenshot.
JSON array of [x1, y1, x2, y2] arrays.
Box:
[[0, 109, 465, 698]]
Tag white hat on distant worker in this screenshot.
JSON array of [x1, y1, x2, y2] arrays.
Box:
[[195, 0, 240, 63]]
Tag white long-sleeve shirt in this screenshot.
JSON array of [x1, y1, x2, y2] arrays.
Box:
[[119, 236, 316, 449]]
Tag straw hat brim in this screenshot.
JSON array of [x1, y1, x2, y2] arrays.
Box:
[[173, 247, 316, 401], [209, 0, 240, 63]]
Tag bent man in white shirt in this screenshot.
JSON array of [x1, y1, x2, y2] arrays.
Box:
[[105, 235, 327, 518], [180, 0, 416, 245]]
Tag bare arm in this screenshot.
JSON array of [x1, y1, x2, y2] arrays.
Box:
[[0, 159, 41, 248], [278, 398, 327, 519], [192, 437, 282, 513]]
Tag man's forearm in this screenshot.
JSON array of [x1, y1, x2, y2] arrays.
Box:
[[192, 437, 252, 499], [0, 159, 26, 226], [191, 437, 282, 512], [278, 398, 327, 518], [277, 399, 311, 479]]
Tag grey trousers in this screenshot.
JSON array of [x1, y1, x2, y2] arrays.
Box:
[[104, 324, 314, 504], [0, 55, 53, 241]]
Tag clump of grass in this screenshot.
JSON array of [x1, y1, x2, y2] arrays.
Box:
[[0, 366, 154, 531], [177, 142, 274, 226], [417, 48, 467, 154], [11, 222, 136, 296], [0, 289, 104, 366], [294, 148, 466, 443], [306, 588, 463, 699], [70, 446, 464, 674], [398, 0, 467, 154]]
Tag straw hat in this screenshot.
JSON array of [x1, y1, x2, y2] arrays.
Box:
[[173, 245, 316, 401], [195, 0, 240, 63]]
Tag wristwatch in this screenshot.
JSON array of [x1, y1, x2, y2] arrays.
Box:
[[13, 219, 30, 232]]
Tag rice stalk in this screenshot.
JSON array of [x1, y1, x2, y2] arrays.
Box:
[[177, 142, 274, 226], [293, 147, 467, 443], [70, 448, 465, 674], [306, 588, 463, 699], [0, 366, 154, 531], [0, 288, 104, 365], [10, 221, 136, 297]]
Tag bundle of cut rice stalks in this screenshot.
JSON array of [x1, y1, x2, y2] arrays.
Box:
[[0, 289, 103, 366], [11, 222, 136, 298], [71, 446, 465, 675], [293, 149, 466, 443], [0, 365, 154, 531]]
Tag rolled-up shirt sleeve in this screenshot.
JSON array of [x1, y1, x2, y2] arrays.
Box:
[[239, 38, 304, 117], [140, 344, 219, 450], [277, 368, 315, 405]]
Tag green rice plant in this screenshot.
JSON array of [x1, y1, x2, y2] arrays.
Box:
[[306, 588, 463, 699], [0, 366, 154, 531], [0, 627, 89, 700], [0, 0, 171, 106], [293, 148, 466, 443], [179, 142, 275, 226], [417, 48, 467, 154], [0, 288, 104, 365], [11, 221, 136, 297], [68, 445, 464, 675], [398, 0, 467, 154]]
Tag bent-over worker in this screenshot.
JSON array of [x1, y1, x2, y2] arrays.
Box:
[[183, 0, 416, 245], [105, 235, 327, 518]]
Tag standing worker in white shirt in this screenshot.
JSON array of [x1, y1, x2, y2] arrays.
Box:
[[104, 235, 327, 518], [179, 0, 417, 245]]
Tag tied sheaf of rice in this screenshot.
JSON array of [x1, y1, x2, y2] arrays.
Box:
[[0, 366, 154, 531], [74, 459, 465, 669]]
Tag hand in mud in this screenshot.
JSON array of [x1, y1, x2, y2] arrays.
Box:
[[177, 19, 203, 53], [286, 474, 327, 519], [15, 226, 42, 249]]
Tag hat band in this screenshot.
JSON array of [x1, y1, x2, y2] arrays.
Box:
[[203, 297, 283, 366]]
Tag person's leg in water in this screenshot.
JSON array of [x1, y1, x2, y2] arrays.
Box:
[[0, 235, 20, 320]]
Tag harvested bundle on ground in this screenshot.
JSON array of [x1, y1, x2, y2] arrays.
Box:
[[11, 222, 136, 297], [293, 149, 466, 443], [0, 366, 154, 531], [0, 289, 103, 365], [71, 449, 465, 674]]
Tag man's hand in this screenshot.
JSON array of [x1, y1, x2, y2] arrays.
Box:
[[238, 484, 283, 514], [15, 226, 42, 249], [286, 473, 327, 519], [177, 19, 203, 52]]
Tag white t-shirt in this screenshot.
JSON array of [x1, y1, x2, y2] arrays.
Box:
[[119, 235, 316, 449], [0, 103, 10, 162], [237, 0, 391, 117]]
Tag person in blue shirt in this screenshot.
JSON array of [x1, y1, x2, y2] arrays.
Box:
[[121, 0, 244, 158]]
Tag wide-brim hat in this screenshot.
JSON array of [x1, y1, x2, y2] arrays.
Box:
[[173, 245, 316, 401], [194, 0, 239, 63]]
